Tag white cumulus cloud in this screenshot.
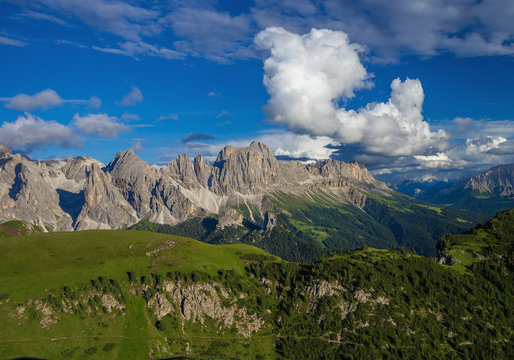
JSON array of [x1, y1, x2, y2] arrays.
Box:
[[414, 153, 453, 169], [4, 89, 63, 110], [73, 113, 128, 137], [464, 136, 507, 157], [255, 27, 448, 157], [0, 113, 76, 150], [258, 131, 338, 160]]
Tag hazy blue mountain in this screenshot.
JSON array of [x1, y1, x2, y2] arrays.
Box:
[[413, 164, 514, 214]]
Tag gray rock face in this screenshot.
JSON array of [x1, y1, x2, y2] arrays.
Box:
[[466, 163, 514, 198], [74, 163, 138, 230], [212, 141, 281, 194], [263, 211, 276, 231], [0, 141, 391, 231]]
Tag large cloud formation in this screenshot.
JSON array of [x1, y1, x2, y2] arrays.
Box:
[[0, 113, 76, 150], [255, 27, 447, 157]]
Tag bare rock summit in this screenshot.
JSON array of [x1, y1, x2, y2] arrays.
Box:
[[0, 142, 390, 231]]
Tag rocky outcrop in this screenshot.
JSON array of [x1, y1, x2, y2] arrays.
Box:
[[147, 293, 173, 319], [0, 141, 391, 231], [160, 280, 263, 337], [263, 211, 276, 231], [217, 208, 244, 229]]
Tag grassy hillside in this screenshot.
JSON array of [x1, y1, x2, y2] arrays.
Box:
[[0, 229, 278, 360], [437, 209, 514, 274], [0, 220, 42, 238], [131, 215, 326, 263], [132, 189, 485, 261], [1, 211, 512, 359]]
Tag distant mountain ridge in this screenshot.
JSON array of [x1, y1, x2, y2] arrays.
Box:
[[413, 163, 514, 214], [466, 163, 514, 197], [0, 141, 385, 231]]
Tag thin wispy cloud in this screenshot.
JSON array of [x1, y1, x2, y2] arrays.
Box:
[[156, 113, 179, 122], [131, 139, 144, 152], [16, 10, 68, 26], [121, 113, 140, 121], [0, 35, 26, 47], [29, 0, 161, 42], [92, 41, 184, 60], [216, 110, 231, 119], [168, 6, 254, 62], [215, 120, 232, 127], [7, 0, 514, 62], [0, 89, 102, 111]]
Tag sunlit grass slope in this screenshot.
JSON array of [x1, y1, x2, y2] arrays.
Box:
[[438, 209, 514, 274], [0, 229, 277, 360], [0, 229, 271, 299]]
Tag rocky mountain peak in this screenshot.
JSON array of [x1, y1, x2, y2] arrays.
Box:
[[215, 145, 237, 163], [193, 154, 217, 189], [466, 163, 514, 197], [106, 149, 146, 172], [168, 154, 196, 187], [215, 141, 277, 164], [0, 145, 12, 158], [248, 141, 275, 157], [0, 141, 391, 231], [308, 159, 374, 182], [213, 141, 280, 194]]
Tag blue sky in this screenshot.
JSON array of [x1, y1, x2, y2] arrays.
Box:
[[0, 0, 513, 183]]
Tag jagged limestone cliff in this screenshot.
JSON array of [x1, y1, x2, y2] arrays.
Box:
[[0, 141, 389, 231]]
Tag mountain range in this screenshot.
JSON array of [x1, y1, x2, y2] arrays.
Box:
[[0, 142, 488, 258], [400, 163, 514, 214], [0, 141, 385, 231]]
